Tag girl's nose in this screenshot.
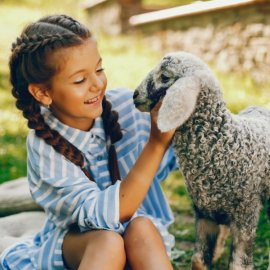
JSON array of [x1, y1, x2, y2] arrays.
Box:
[[89, 75, 104, 92]]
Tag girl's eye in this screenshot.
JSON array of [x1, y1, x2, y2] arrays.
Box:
[[74, 78, 86, 84], [96, 68, 104, 73]]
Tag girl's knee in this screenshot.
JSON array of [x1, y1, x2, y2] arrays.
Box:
[[63, 230, 126, 269], [126, 216, 156, 233], [124, 217, 172, 269], [124, 217, 158, 247], [87, 231, 126, 268], [86, 230, 125, 255]]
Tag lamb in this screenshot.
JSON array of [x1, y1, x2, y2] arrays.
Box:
[[133, 51, 270, 270]]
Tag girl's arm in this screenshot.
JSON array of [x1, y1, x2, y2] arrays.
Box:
[[119, 102, 175, 222]]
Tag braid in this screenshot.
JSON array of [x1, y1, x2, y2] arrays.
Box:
[[10, 80, 94, 181], [102, 97, 123, 144], [102, 97, 123, 184], [27, 101, 94, 179], [39, 15, 90, 38], [11, 33, 79, 54], [9, 15, 95, 181]]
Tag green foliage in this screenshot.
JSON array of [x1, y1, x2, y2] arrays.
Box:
[[0, 134, 27, 184], [0, 70, 28, 183]]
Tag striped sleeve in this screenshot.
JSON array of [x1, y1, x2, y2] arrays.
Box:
[[26, 131, 124, 233]]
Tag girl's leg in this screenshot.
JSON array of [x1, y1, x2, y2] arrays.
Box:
[[62, 229, 126, 270], [124, 217, 173, 270]]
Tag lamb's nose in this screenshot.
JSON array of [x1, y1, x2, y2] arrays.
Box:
[[133, 90, 139, 100]]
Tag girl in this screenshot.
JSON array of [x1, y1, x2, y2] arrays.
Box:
[[0, 15, 176, 270]]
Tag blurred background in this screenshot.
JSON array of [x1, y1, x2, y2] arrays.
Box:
[[0, 0, 269, 268]]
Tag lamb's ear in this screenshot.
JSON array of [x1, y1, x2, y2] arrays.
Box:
[[157, 76, 201, 132]]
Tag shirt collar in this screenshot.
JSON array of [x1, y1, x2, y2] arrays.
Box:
[[41, 107, 106, 152]]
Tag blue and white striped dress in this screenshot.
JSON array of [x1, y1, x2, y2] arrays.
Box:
[[0, 88, 176, 270]]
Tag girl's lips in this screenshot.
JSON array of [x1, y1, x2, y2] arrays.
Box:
[[84, 96, 100, 105]]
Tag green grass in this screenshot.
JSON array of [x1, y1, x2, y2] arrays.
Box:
[[216, 70, 270, 114], [0, 2, 269, 269]]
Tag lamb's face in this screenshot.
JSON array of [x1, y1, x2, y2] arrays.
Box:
[[133, 54, 179, 112], [133, 52, 207, 112], [133, 52, 210, 131]]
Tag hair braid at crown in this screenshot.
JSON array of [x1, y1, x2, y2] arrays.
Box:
[[102, 97, 123, 184], [11, 33, 80, 55], [38, 15, 90, 38]]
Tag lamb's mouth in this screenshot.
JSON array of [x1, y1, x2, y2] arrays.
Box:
[[134, 100, 152, 112], [133, 89, 152, 112], [133, 91, 165, 112]]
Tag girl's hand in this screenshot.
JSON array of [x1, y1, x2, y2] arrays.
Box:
[[149, 101, 176, 149]]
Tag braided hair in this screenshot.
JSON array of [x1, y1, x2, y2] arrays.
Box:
[[10, 14, 122, 184]]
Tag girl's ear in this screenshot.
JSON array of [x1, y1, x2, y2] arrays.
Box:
[[28, 84, 52, 106], [157, 76, 201, 132]]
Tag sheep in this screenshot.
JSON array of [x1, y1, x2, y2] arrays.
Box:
[[133, 51, 270, 270]]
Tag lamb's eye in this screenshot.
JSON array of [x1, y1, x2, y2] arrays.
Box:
[[161, 74, 170, 83]]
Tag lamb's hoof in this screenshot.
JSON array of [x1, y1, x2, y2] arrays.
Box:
[[192, 254, 208, 270]]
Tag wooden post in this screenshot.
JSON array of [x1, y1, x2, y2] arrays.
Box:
[[119, 0, 143, 32]]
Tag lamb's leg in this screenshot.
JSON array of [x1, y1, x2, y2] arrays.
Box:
[[192, 218, 219, 270], [212, 225, 230, 263], [229, 222, 257, 270]]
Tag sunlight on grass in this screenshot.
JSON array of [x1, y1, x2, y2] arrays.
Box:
[[0, 5, 43, 69], [0, 110, 28, 136], [0, 3, 86, 70], [216, 70, 270, 113]]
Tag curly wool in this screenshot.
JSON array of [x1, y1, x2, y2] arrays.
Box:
[[175, 83, 270, 222]]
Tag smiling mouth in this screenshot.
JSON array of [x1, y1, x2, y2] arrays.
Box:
[[84, 96, 100, 104]]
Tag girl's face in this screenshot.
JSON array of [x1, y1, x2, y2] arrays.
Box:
[[47, 38, 107, 131]]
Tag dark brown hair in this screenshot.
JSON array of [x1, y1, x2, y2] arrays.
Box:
[[10, 14, 122, 183]]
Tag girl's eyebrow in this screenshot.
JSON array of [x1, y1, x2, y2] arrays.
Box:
[[68, 58, 102, 78]]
